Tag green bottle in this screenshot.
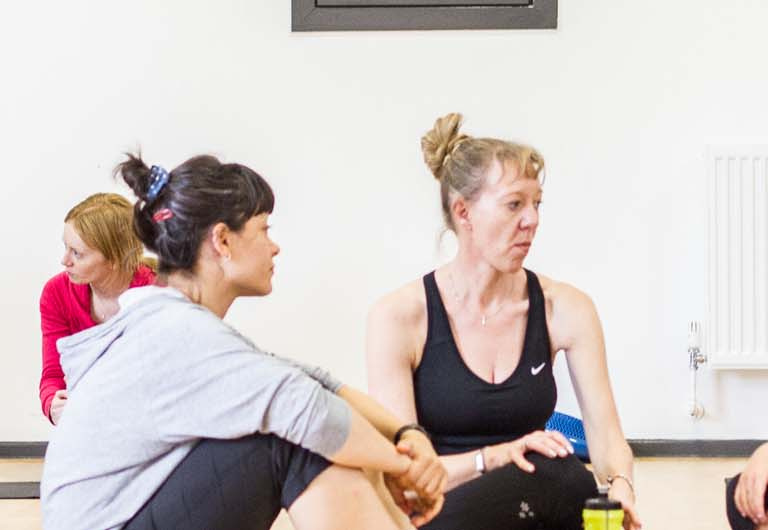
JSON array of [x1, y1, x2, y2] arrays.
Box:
[[583, 485, 624, 530]]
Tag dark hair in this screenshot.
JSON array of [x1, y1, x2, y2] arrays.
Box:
[[115, 153, 274, 274]]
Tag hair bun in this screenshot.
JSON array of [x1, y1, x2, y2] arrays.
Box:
[[114, 152, 159, 252], [421, 112, 470, 181], [115, 152, 153, 202]]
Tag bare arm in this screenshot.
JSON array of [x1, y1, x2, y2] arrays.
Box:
[[548, 281, 641, 530], [337, 385, 413, 442], [338, 384, 446, 524], [327, 405, 410, 474], [366, 293, 461, 490], [366, 293, 422, 424], [437, 431, 573, 491]]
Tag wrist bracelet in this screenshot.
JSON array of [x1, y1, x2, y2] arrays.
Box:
[[393, 423, 429, 444], [607, 473, 635, 495]]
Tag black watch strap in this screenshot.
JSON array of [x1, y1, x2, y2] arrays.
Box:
[[393, 423, 429, 444]]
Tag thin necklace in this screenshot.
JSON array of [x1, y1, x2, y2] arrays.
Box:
[[92, 295, 108, 321], [91, 290, 117, 322], [447, 270, 505, 326], [91, 273, 131, 322]]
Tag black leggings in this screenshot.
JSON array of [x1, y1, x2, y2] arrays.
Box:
[[422, 453, 597, 530], [124, 434, 330, 530], [726, 473, 768, 530]]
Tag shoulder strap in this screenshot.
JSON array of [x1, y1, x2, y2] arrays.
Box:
[[423, 272, 453, 345], [523, 269, 553, 360]]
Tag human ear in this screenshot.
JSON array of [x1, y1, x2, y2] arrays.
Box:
[[452, 197, 472, 230], [210, 223, 232, 261]]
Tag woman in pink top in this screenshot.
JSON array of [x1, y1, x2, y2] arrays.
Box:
[[39, 193, 156, 424]]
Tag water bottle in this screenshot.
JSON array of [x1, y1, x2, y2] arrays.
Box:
[[583, 485, 624, 530]]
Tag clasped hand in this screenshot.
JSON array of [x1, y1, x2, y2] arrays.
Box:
[[484, 430, 574, 473], [50, 389, 68, 425], [735, 442, 768, 527], [383, 431, 447, 527]]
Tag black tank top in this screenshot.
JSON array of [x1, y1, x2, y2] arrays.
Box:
[[414, 269, 557, 455]]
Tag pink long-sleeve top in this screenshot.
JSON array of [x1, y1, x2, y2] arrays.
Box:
[[39, 265, 155, 420]]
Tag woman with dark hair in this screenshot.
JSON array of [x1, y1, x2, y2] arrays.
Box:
[[40, 193, 156, 424], [366, 113, 641, 530], [41, 154, 446, 530], [727, 442, 768, 529]]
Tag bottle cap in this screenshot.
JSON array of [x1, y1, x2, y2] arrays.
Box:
[[584, 484, 622, 510], [584, 497, 623, 510]]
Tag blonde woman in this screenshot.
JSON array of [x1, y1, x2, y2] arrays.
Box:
[[39, 193, 156, 424], [367, 113, 642, 530]]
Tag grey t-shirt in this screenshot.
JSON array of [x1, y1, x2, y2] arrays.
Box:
[[41, 286, 350, 530]]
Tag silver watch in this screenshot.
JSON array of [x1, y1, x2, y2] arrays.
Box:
[[474, 450, 486, 474]]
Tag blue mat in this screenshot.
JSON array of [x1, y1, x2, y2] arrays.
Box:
[[545, 411, 590, 462]]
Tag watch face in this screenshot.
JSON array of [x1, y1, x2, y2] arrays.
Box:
[[475, 451, 486, 474]]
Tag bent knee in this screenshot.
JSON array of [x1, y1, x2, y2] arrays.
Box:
[[290, 465, 402, 530], [306, 465, 376, 498], [527, 454, 596, 498]]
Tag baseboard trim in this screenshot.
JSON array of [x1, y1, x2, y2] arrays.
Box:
[[0, 442, 47, 459], [628, 439, 763, 457], [0, 482, 40, 499]]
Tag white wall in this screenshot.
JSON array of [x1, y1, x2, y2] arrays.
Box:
[[2, 1, 767, 441]]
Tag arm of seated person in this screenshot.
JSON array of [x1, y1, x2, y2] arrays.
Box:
[[546, 278, 641, 530], [265, 342, 446, 519], [735, 442, 768, 526], [150, 308, 443, 525], [337, 385, 446, 525], [271, 337, 447, 516], [39, 280, 70, 422]]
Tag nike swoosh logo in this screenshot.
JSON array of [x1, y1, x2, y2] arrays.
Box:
[[531, 362, 546, 376]]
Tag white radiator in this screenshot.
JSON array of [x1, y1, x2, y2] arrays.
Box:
[[707, 145, 768, 369]]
